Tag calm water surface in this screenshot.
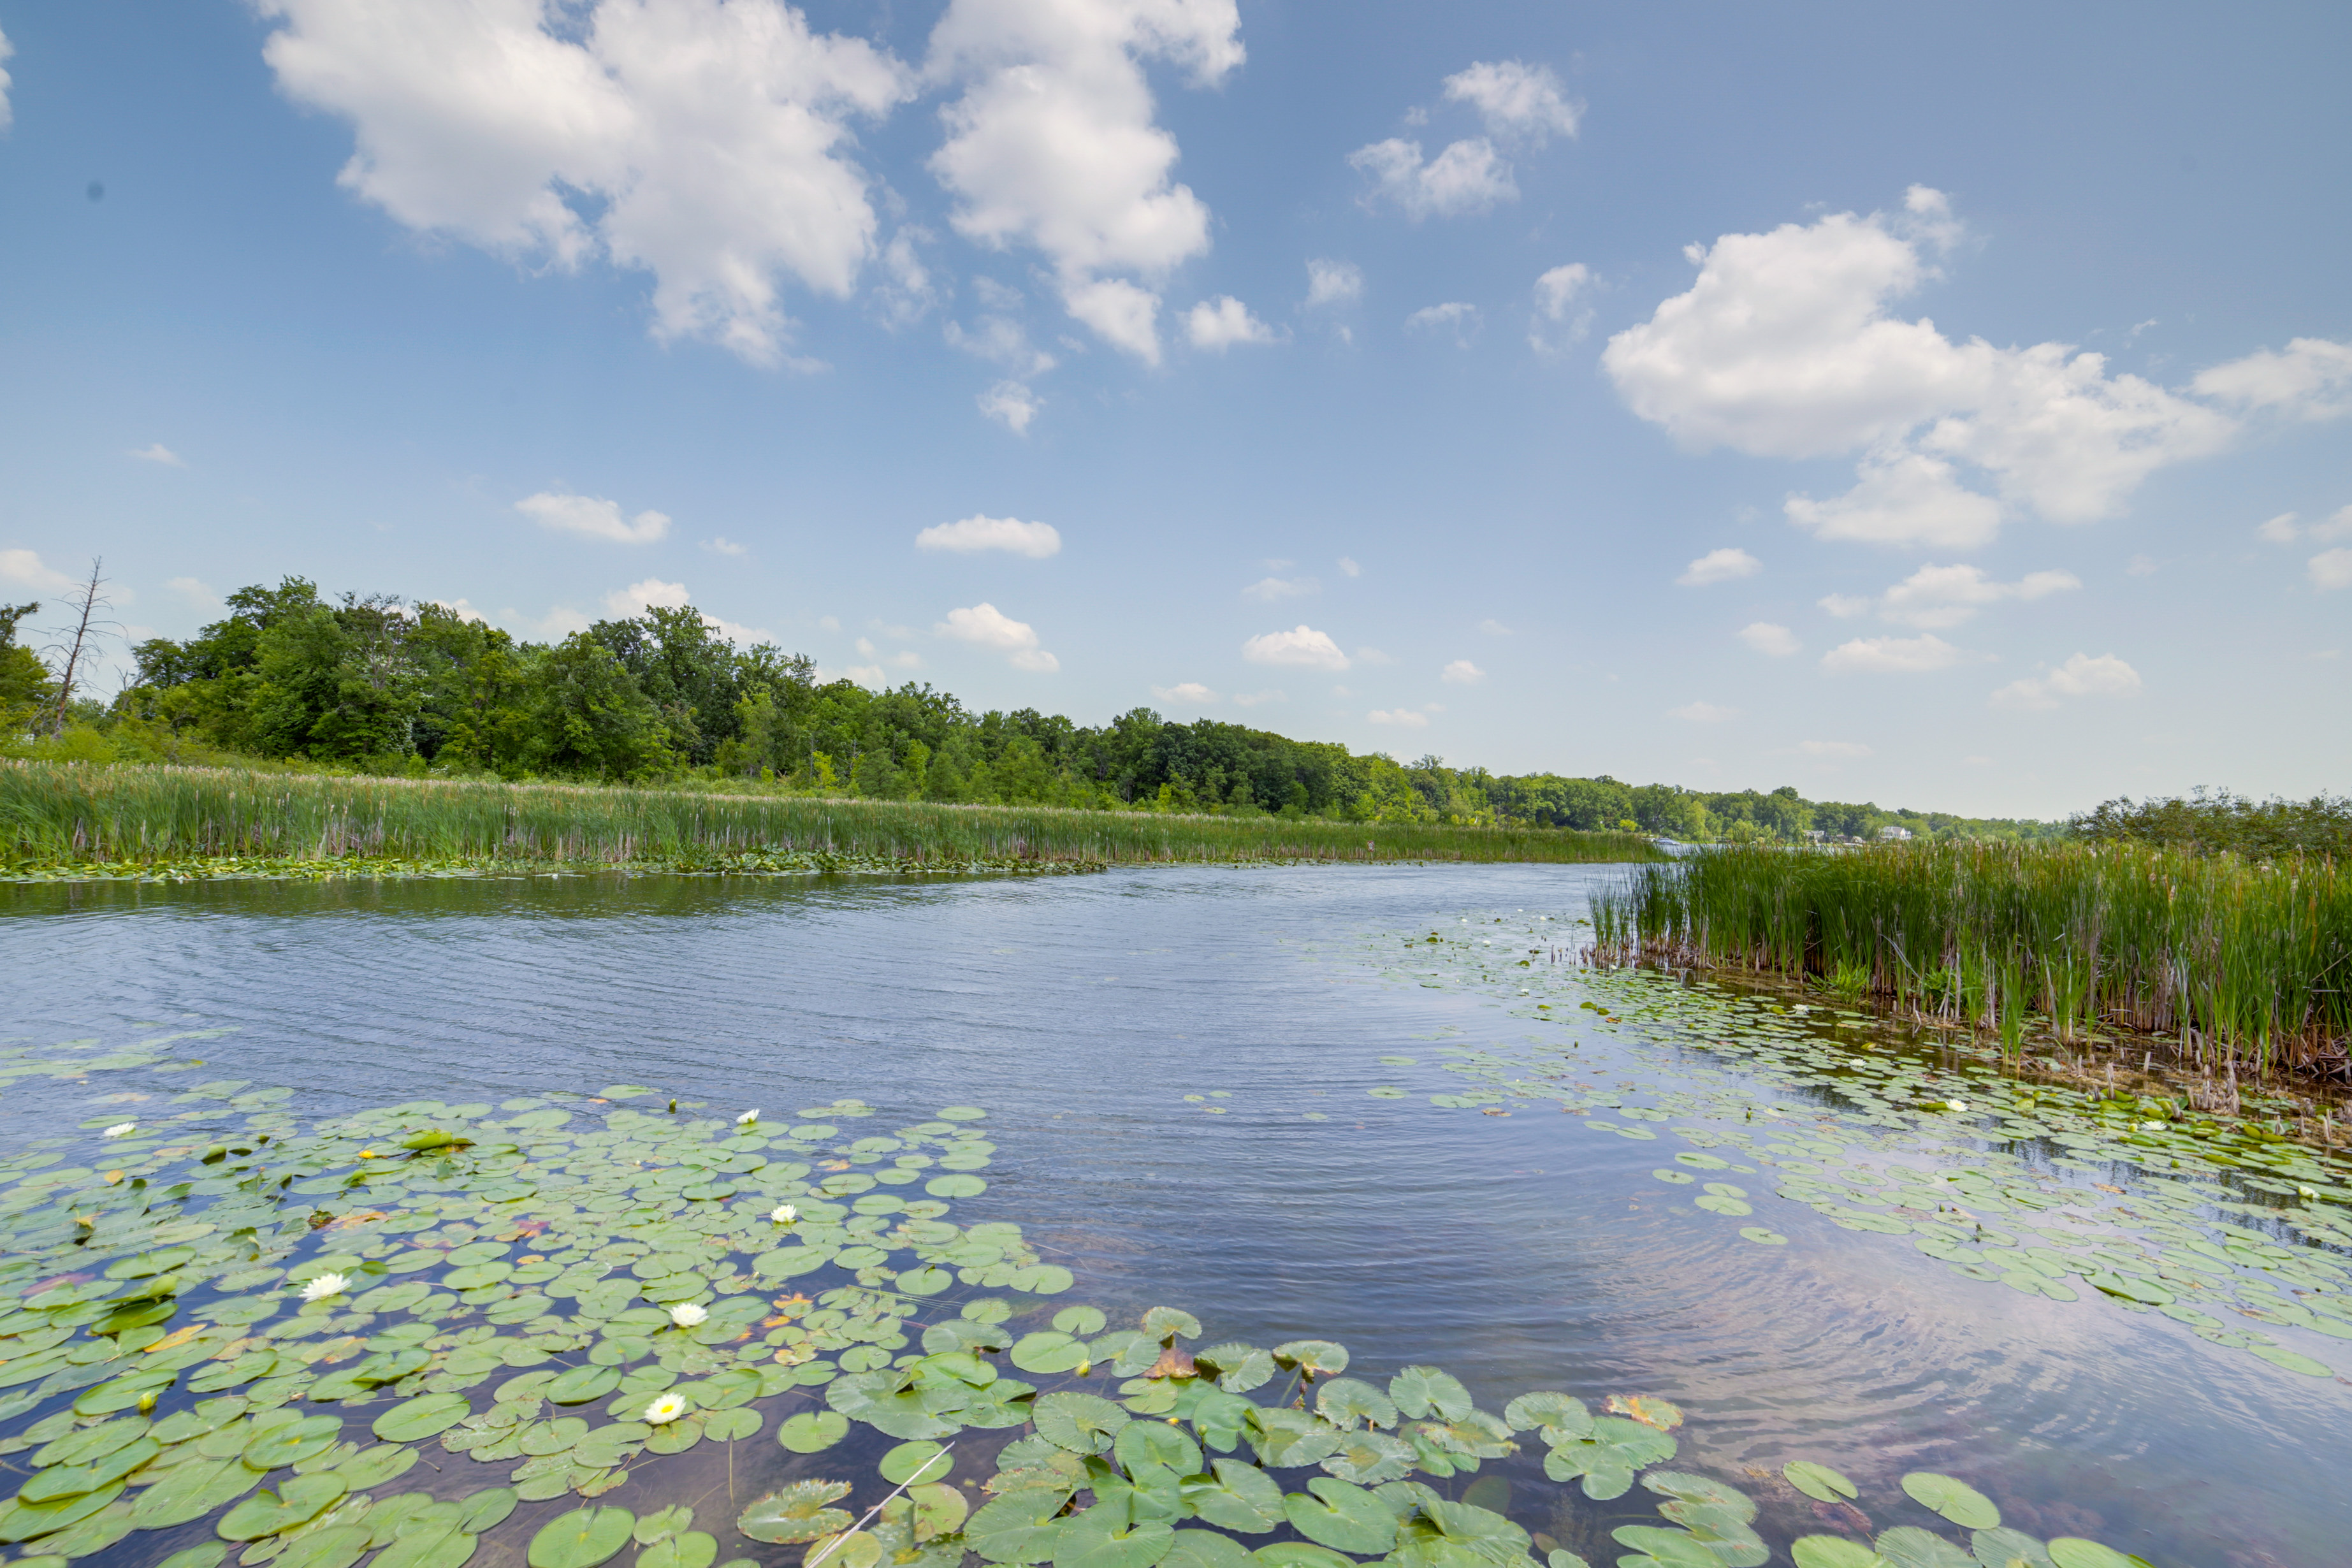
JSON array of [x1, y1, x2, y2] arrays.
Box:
[[4, 864, 2344, 1567]]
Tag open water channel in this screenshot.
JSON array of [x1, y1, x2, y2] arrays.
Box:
[[4, 865, 2348, 1568]]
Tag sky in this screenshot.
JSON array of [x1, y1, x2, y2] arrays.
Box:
[[1, 1, 2347, 820]]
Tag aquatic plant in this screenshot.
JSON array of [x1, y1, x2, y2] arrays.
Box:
[[1585, 842, 2352, 1074], [0, 1065, 2159, 1568], [0, 763, 1662, 876]]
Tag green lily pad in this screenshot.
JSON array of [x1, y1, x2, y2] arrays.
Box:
[[1738, 1228, 1790, 1246], [546, 1366, 623, 1406], [276, 1525, 374, 1568], [1784, 1462, 1858, 1502], [1196, 1344, 1275, 1394], [2045, 1543, 2133, 1568], [1790, 1540, 1887, 1568], [779, 1412, 851, 1453], [1500, 1392, 1586, 1435], [245, 1414, 344, 1469], [1901, 1474, 2000, 1530], [1281, 1477, 1396, 1555], [1388, 1366, 1470, 1421], [528, 1506, 639, 1568], [217, 1472, 349, 1539], [1013, 1333, 1090, 1374], [1036, 1392, 1129, 1454], [1270, 1340, 1347, 1376], [1052, 1307, 1108, 1335], [738, 1483, 853, 1547], [1161, 1530, 1252, 1568], [926, 1175, 987, 1198], [1969, 1528, 2052, 1568], [881, 1441, 954, 1485], [1050, 1506, 1173, 1568], [1318, 1430, 1416, 1486], [1178, 1459, 1282, 1533], [1874, 1527, 1974, 1568], [639, 1534, 719, 1568], [966, 1490, 1073, 1564], [1313, 1378, 1397, 1432]]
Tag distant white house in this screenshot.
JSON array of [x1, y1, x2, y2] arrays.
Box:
[[1877, 824, 1915, 841]]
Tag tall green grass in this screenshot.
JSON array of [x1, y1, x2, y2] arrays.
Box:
[[0, 762, 1662, 868], [1588, 842, 2352, 1072]]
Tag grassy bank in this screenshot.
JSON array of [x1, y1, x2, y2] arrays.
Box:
[[0, 760, 1665, 871], [1588, 841, 2352, 1074]]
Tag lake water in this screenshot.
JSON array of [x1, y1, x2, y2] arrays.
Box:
[[4, 864, 2346, 1568]]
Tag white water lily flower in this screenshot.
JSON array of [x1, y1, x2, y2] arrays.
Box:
[[2299, 1186, 2319, 1200], [737, 1109, 759, 1124], [1945, 1100, 1968, 1112], [300, 1272, 349, 1302], [101, 1122, 136, 1138], [771, 1205, 797, 1224], [669, 1302, 709, 1328], [643, 1392, 688, 1425]]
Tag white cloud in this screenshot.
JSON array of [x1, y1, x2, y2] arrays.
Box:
[[1784, 447, 2005, 549], [1186, 296, 1278, 351], [1367, 707, 1429, 727], [936, 600, 1059, 670], [517, 491, 672, 544], [926, 0, 1241, 365], [1441, 60, 1579, 145], [1477, 619, 1512, 636], [0, 25, 13, 133], [1353, 646, 1393, 664], [976, 380, 1043, 433], [1063, 278, 1163, 363], [431, 597, 489, 623], [818, 615, 841, 631], [1677, 547, 1761, 586], [2256, 511, 2301, 544], [1818, 594, 1871, 619], [1151, 681, 1216, 703], [258, 0, 911, 367], [1605, 191, 2234, 547], [1349, 138, 1514, 220], [0, 549, 78, 595], [1242, 625, 1348, 670], [1242, 576, 1316, 602], [130, 444, 186, 467], [505, 604, 595, 641], [945, 314, 1057, 377], [2194, 337, 2352, 421], [2314, 505, 2352, 542], [604, 577, 692, 615], [168, 577, 221, 609], [1738, 621, 1799, 656], [1989, 651, 2142, 709], [1305, 259, 1362, 309], [1337, 556, 1361, 577], [1798, 739, 1871, 757], [871, 228, 940, 328], [1231, 689, 1282, 706], [2126, 554, 2158, 576], [2311, 549, 2352, 591], [1864, 563, 2081, 628], [917, 514, 1062, 557], [1439, 659, 1484, 685], [1820, 633, 1968, 674], [1406, 301, 1479, 343], [1669, 701, 1737, 722], [1530, 263, 1593, 352]]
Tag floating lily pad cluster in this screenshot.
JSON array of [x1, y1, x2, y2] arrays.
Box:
[[1356, 915, 2352, 1379]]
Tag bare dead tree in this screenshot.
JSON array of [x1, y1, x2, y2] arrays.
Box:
[[46, 558, 122, 736]]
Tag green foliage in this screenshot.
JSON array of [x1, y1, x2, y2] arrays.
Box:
[[2072, 787, 2352, 860]]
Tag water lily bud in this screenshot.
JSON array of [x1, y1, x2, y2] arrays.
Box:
[[771, 1205, 797, 1224], [737, 1109, 760, 1125], [103, 1122, 136, 1139]]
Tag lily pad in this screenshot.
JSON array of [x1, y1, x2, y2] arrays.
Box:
[[739, 1483, 854, 1547], [1874, 1527, 1975, 1568], [1179, 1460, 1283, 1533], [2044, 1543, 2133, 1568], [1281, 1477, 1396, 1556], [1036, 1391, 1129, 1454], [528, 1507, 639, 1568], [778, 1412, 851, 1454], [1050, 1506, 1173, 1568], [1388, 1366, 1470, 1421], [1784, 1461, 1858, 1503], [1790, 1541, 1887, 1568], [1900, 1474, 2000, 1530]]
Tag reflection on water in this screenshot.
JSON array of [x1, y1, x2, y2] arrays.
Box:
[[6, 866, 2346, 1565]]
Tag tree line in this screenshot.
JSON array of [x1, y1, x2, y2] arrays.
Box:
[[3, 574, 2060, 841]]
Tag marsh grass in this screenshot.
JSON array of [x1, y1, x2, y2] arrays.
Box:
[[1589, 841, 2352, 1074], [0, 760, 1663, 871]]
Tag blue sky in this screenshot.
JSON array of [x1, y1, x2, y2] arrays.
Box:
[[1, 0, 2347, 818]]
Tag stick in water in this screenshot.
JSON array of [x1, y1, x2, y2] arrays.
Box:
[[805, 1444, 957, 1568]]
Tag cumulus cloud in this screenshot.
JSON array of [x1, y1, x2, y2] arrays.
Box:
[[2311, 549, 2352, 591], [517, 490, 672, 544], [1820, 633, 1968, 674], [1151, 681, 1216, 703], [1305, 259, 1362, 309], [1604, 190, 2236, 548], [1367, 708, 1429, 727], [2194, 337, 2352, 422], [1797, 740, 1871, 757], [1349, 137, 1514, 220], [1738, 622, 1799, 656], [1405, 301, 1479, 344], [1242, 625, 1348, 670], [926, 0, 1241, 365], [0, 549, 78, 595], [1441, 60, 1579, 145], [917, 514, 1061, 557], [1242, 576, 1316, 602], [0, 25, 13, 133], [871, 228, 940, 328], [945, 313, 1057, 377], [702, 536, 750, 556], [168, 577, 222, 609], [1186, 296, 1279, 351], [1989, 651, 2142, 710], [257, 0, 911, 367], [1669, 701, 1737, 722], [936, 601, 1059, 671], [130, 444, 186, 467], [1530, 263, 1592, 352], [600, 577, 773, 644], [431, 598, 490, 623], [1439, 659, 1485, 685], [976, 380, 1043, 433], [1338, 556, 1361, 577], [1677, 548, 1760, 586], [2259, 506, 2352, 545], [1850, 563, 2081, 628]]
